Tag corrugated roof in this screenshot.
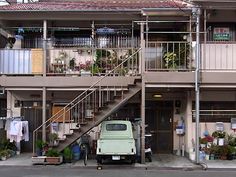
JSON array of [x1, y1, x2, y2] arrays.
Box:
[[0, 0, 191, 11]]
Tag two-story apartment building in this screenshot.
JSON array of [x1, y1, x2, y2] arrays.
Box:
[[1, 0, 236, 163]]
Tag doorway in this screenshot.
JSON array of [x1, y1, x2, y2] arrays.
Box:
[[146, 101, 173, 154], [21, 107, 50, 152]]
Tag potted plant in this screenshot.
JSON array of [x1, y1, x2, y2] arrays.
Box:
[[227, 145, 236, 160], [63, 147, 73, 163], [45, 148, 62, 164], [219, 145, 229, 160], [218, 131, 226, 146], [35, 140, 44, 156], [0, 150, 9, 161], [163, 52, 178, 69], [199, 137, 208, 149], [49, 133, 59, 147]]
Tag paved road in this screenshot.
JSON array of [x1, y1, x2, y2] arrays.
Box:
[[0, 166, 236, 177]]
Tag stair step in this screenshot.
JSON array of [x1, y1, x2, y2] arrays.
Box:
[[64, 133, 73, 136], [52, 80, 141, 152], [76, 122, 88, 127]]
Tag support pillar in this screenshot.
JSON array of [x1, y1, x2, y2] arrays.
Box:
[[195, 8, 201, 164], [42, 87, 46, 142], [140, 22, 146, 164], [43, 20, 47, 77], [42, 20, 47, 142]]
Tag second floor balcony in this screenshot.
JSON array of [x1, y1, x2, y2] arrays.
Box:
[[1, 37, 236, 78]]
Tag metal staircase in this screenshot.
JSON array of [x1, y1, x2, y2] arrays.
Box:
[[32, 48, 141, 154]]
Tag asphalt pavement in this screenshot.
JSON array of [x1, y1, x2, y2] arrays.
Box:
[[0, 166, 236, 177]]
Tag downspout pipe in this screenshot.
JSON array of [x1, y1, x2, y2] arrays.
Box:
[[194, 7, 201, 165]]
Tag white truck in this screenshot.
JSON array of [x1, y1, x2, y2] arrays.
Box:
[[96, 120, 136, 164]]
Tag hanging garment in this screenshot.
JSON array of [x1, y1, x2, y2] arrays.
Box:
[[9, 121, 23, 142], [0, 119, 4, 129], [21, 121, 29, 142]]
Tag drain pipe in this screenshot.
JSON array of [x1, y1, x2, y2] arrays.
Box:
[[194, 6, 201, 165], [192, 7, 208, 170]]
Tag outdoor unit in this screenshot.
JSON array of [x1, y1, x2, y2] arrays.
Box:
[[231, 118, 236, 130], [215, 122, 224, 131]]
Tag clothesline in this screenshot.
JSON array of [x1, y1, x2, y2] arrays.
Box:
[[0, 116, 24, 120]]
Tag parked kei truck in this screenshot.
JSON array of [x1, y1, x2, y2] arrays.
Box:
[[96, 120, 136, 164]]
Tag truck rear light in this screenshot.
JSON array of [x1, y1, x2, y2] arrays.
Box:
[[131, 148, 134, 152], [99, 148, 101, 152]]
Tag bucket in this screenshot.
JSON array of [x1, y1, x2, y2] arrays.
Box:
[[72, 144, 81, 160], [189, 152, 195, 161]]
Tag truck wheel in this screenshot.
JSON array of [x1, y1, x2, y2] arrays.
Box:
[[97, 156, 102, 164]]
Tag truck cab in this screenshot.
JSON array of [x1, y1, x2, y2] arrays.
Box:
[[96, 120, 136, 164]]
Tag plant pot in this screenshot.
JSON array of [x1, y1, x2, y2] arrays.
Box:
[[1, 156, 7, 161], [46, 156, 63, 164], [205, 154, 210, 160], [200, 144, 206, 149], [213, 138, 218, 145], [218, 138, 224, 146], [209, 154, 215, 160], [220, 155, 227, 160], [36, 149, 43, 156], [80, 70, 91, 76]]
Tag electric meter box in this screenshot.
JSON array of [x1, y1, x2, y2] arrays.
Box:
[[231, 118, 236, 129], [216, 122, 224, 131], [176, 126, 184, 135]]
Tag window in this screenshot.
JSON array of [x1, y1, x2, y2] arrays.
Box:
[[192, 101, 236, 122], [106, 124, 127, 131]]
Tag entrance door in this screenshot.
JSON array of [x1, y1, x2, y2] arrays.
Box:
[[146, 101, 173, 154], [21, 107, 49, 152], [156, 108, 173, 153]]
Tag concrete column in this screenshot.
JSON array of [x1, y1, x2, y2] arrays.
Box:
[[43, 20, 47, 77], [140, 22, 146, 164], [42, 87, 46, 142]]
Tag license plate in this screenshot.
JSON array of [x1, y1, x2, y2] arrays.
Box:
[[112, 156, 120, 160]]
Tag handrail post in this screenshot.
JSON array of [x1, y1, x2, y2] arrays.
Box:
[[63, 107, 66, 135]]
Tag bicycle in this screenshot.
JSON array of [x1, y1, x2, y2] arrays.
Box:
[[80, 143, 88, 166]]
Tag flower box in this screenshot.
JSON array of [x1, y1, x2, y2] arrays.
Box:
[[45, 156, 63, 164]]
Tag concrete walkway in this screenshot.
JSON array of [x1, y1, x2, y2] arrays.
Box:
[[1, 153, 236, 170]]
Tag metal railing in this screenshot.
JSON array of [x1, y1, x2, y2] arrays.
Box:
[[32, 48, 141, 155], [145, 41, 193, 71], [47, 47, 139, 76]]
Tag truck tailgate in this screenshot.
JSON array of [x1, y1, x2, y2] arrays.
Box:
[[97, 139, 136, 155]]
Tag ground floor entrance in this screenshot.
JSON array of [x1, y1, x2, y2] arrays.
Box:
[[146, 101, 173, 154]]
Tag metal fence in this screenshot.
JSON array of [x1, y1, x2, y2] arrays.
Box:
[[145, 41, 193, 71]]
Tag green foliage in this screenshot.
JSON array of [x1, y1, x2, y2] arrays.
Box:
[[36, 140, 46, 150], [0, 150, 9, 157], [163, 52, 178, 69], [212, 131, 226, 138], [199, 137, 208, 144], [63, 147, 72, 160], [45, 148, 60, 157], [163, 42, 190, 69], [0, 139, 17, 151], [49, 133, 58, 142]]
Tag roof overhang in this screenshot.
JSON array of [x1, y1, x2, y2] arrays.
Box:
[[141, 8, 192, 16]]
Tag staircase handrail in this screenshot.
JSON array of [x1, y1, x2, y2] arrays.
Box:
[[32, 48, 141, 154]]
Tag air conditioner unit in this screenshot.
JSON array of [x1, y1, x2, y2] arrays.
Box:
[[216, 122, 224, 131]]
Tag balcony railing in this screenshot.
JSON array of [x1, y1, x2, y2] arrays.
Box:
[[47, 47, 140, 76], [145, 41, 193, 71], [22, 36, 140, 49], [0, 49, 32, 74], [201, 43, 236, 71]]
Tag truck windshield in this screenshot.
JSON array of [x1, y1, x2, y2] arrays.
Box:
[[106, 124, 127, 131]]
